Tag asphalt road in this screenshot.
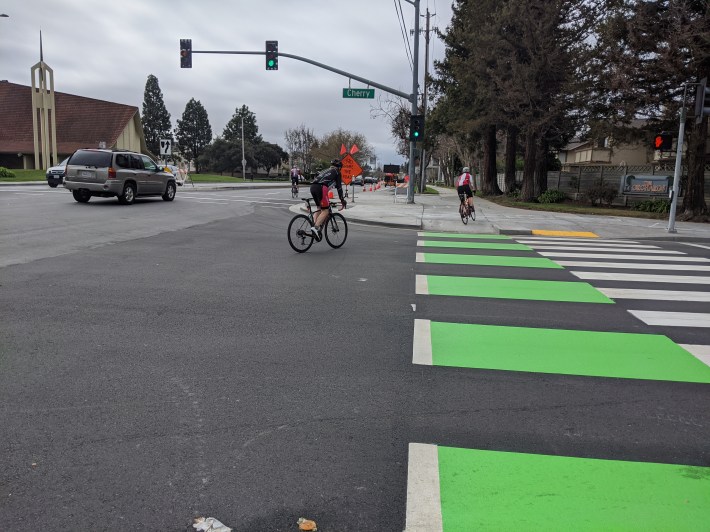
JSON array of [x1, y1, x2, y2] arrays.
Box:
[[1, 186, 709, 530]]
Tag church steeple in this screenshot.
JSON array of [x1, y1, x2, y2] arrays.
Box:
[[31, 31, 58, 169]]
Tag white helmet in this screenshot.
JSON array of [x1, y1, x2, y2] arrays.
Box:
[[462, 167, 470, 173]]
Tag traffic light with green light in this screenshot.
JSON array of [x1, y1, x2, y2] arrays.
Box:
[[266, 40, 278, 71], [180, 39, 192, 68], [409, 114, 424, 141], [653, 132, 672, 151]]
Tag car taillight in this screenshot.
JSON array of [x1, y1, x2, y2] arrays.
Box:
[[108, 167, 116, 179]]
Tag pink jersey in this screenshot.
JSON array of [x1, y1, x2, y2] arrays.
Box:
[[457, 172, 472, 187]]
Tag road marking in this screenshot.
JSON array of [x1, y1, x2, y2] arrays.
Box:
[[416, 274, 429, 295], [416, 252, 561, 268], [680, 344, 710, 367], [629, 310, 710, 328], [531, 230, 598, 237], [684, 243, 710, 251], [416, 275, 613, 303], [598, 288, 710, 302], [418, 232, 512, 240], [420, 321, 710, 381], [572, 271, 710, 284], [532, 245, 676, 253], [540, 252, 707, 261], [517, 238, 638, 244], [556, 260, 710, 271], [417, 240, 532, 251], [520, 241, 657, 249], [13, 192, 45, 196], [405, 443, 443, 532], [413, 320, 433, 366], [436, 446, 710, 530], [179, 196, 294, 206]]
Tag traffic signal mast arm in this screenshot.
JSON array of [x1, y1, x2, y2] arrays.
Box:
[[188, 48, 413, 103]]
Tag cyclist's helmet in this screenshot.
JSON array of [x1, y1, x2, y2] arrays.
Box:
[[331, 159, 343, 168], [463, 167, 470, 173]]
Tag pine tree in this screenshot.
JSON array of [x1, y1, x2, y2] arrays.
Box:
[[223, 105, 263, 144], [141, 75, 172, 157], [175, 98, 213, 173]]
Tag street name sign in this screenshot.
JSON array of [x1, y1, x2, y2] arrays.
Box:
[[343, 88, 375, 99]]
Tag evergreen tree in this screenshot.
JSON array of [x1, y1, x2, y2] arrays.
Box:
[[175, 98, 213, 173], [223, 105, 263, 144], [141, 75, 172, 157]]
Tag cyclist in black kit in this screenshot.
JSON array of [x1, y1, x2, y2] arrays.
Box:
[[309, 159, 347, 241]]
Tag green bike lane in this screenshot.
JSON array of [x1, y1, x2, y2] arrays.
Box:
[[406, 231, 710, 531]]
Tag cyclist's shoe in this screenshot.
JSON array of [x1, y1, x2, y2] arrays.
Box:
[[311, 226, 322, 241]]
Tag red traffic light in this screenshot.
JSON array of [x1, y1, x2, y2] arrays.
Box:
[[653, 133, 672, 150]]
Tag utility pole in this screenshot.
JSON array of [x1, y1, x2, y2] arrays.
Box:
[[241, 117, 246, 182], [405, 0, 420, 204], [418, 8, 434, 194]]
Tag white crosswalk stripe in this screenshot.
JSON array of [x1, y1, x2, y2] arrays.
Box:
[[517, 236, 710, 336]]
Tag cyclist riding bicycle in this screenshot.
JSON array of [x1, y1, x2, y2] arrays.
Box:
[[457, 166, 476, 209], [309, 159, 347, 241]]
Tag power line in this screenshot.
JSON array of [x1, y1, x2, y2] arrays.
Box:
[[394, 0, 413, 71]]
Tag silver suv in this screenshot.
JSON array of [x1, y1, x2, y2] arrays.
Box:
[[63, 149, 176, 205]]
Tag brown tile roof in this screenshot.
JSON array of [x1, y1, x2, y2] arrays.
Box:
[[0, 80, 138, 154]]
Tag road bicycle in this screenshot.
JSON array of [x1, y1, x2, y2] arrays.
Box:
[[459, 193, 476, 224], [291, 183, 299, 199], [287, 198, 348, 253]]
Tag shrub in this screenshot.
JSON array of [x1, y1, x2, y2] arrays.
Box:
[[633, 198, 671, 214], [0, 167, 16, 178], [585, 180, 617, 206], [537, 189, 567, 204]]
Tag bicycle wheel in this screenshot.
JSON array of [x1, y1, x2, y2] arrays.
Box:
[[470, 204, 476, 221], [325, 213, 348, 248], [287, 214, 314, 253], [460, 204, 469, 225]]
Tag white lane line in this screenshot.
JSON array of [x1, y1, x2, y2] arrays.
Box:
[[413, 319, 432, 366], [684, 243, 710, 251], [416, 275, 429, 295], [598, 288, 710, 302], [179, 196, 293, 206], [13, 192, 46, 196], [532, 246, 679, 253], [539, 252, 708, 261], [679, 344, 710, 367], [629, 310, 710, 328], [416, 252, 426, 263], [517, 238, 638, 244], [571, 271, 710, 284], [519, 240, 650, 248], [556, 261, 710, 271], [405, 443, 443, 532]]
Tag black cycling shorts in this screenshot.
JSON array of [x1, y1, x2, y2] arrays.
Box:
[[457, 185, 473, 198], [310, 182, 329, 208]]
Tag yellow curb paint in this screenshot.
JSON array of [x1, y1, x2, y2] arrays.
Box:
[[531, 230, 598, 238]]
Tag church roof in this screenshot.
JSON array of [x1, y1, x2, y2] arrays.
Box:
[[0, 80, 139, 155]]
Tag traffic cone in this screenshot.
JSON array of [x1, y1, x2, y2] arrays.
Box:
[[370, 185, 373, 192]]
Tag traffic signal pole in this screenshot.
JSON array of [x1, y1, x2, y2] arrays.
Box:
[[404, 0, 420, 204]]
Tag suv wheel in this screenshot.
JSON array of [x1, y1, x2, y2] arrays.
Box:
[[162, 182, 176, 201], [118, 183, 136, 205], [72, 189, 91, 203]]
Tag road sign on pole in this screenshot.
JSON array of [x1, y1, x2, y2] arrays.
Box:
[[342, 88, 375, 99], [340, 154, 362, 185], [160, 139, 172, 156]]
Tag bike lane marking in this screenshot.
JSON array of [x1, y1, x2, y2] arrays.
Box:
[[416, 252, 562, 268], [413, 319, 710, 381], [531, 229, 599, 237], [418, 232, 513, 239], [404, 443, 443, 532], [417, 275, 613, 303], [429, 445, 710, 531]]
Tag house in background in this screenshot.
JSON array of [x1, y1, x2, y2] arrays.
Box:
[[0, 80, 148, 169]]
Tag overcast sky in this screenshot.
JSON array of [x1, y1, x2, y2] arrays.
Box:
[[0, 0, 452, 166]]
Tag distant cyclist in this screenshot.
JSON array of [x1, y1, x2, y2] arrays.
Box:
[[290, 166, 300, 189], [457, 166, 476, 209], [309, 159, 347, 241]]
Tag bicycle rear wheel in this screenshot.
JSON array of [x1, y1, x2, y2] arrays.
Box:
[[460, 204, 469, 225], [287, 214, 314, 253], [325, 213, 348, 248], [470, 204, 476, 221]]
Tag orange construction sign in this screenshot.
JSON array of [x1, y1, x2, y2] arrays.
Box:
[[340, 154, 363, 185]]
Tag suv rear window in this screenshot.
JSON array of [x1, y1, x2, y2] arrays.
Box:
[[68, 151, 112, 168]]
